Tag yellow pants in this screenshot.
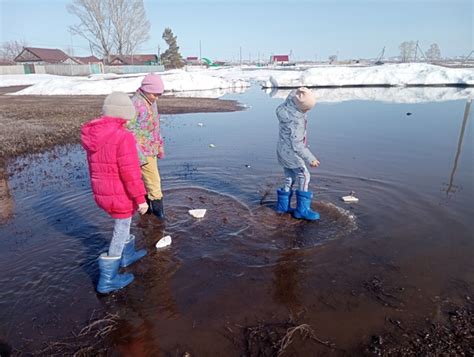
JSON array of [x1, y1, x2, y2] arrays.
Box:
[[141, 156, 163, 200]]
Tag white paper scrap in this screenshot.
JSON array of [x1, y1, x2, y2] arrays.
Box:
[[188, 209, 207, 218], [155, 235, 172, 249]]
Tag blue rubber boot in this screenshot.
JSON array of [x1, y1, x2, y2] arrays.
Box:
[[276, 188, 294, 213], [97, 253, 134, 294], [121, 235, 147, 268], [292, 190, 320, 221]]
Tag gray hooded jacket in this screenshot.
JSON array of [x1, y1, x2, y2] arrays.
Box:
[[276, 91, 317, 169]]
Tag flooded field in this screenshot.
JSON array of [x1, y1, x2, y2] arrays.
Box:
[[0, 87, 473, 355]]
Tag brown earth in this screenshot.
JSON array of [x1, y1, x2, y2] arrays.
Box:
[[0, 87, 244, 165]]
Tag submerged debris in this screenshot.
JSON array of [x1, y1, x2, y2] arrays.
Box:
[[239, 321, 337, 357], [365, 303, 474, 355]]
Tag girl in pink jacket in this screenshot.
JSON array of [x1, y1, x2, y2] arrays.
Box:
[[81, 92, 148, 294]]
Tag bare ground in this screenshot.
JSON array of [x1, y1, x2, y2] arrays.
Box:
[[0, 87, 244, 165]]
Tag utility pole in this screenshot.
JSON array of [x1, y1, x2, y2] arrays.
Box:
[[69, 34, 74, 57]]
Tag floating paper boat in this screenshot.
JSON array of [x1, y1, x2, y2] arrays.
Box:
[[342, 195, 359, 203], [155, 235, 172, 249], [188, 209, 207, 218], [197, 122, 204, 127]]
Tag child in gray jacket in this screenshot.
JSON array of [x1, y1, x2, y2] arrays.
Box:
[[276, 87, 320, 220]]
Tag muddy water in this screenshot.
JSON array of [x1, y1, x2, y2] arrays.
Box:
[[0, 87, 473, 355]]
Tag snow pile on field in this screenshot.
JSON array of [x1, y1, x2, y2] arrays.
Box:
[[2, 70, 250, 96], [0, 63, 472, 97], [263, 63, 474, 88], [0, 74, 65, 87], [265, 86, 474, 104]]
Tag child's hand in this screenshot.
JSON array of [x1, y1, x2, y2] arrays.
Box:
[[310, 159, 320, 167], [138, 202, 149, 215]]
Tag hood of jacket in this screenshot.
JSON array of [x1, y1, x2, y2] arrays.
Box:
[[81, 116, 126, 153], [276, 90, 304, 123]]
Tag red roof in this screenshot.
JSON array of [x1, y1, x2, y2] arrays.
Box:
[[109, 54, 158, 65], [271, 55, 289, 62], [0, 59, 15, 66], [186, 56, 198, 60], [15, 47, 71, 63], [73, 55, 101, 64]]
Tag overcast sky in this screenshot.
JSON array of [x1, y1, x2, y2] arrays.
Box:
[[1, 0, 472, 61]]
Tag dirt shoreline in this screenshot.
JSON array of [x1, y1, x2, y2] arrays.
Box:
[[0, 89, 244, 168]]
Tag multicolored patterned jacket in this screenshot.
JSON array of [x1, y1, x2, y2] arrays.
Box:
[[128, 89, 164, 164]]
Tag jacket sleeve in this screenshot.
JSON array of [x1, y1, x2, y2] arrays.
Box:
[[117, 132, 146, 205], [289, 114, 317, 165]]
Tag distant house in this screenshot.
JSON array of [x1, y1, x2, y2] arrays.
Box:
[[270, 55, 290, 64], [109, 54, 158, 65], [73, 55, 101, 64], [185, 56, 200, 65], [14, 47, 76, 64]]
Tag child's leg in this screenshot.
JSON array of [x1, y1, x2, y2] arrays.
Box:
[[283, 168, 296, 192], [295, 166, 311, 191], [141, 156, 162, 200], [108, 217, 132, 257]]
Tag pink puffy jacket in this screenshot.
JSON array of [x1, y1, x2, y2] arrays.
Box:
[[81, 116, 146, 219]]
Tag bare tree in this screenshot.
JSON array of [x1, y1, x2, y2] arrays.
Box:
[[399, 41, 416, 62], [67, 0, 113, 61], [109, 0, 150, 55], [426, 43, 441, 61], [67, 0, 150, 62], [0, 40, 27, 61]]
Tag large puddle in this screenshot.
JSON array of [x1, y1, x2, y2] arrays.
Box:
[[0, 87, 472, 354]]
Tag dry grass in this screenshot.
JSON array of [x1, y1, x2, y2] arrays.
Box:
[[31, 312, 120, 356]]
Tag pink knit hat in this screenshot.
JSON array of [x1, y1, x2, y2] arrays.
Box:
[[140, 73, 164, 94], [293, 87, 316, 112]]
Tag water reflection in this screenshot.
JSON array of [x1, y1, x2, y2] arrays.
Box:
[[265, 87, 474, 103], [445, 99, 472, 197], [0, 164, 13, 224], [273, 250, 305, 316], [164, 86, 248, 99]]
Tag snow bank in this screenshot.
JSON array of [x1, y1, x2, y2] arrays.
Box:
[[263, 63, 474, 88], [0, 74, 65, 87], [6, 70, 250, 96], [265, 86, 474, 103], [1, 63, 472, 98]]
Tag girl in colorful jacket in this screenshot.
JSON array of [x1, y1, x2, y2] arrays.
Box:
[[276, 87, 320, 221], [81, 92, 149, 294], [128, 73, 166, 220]]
